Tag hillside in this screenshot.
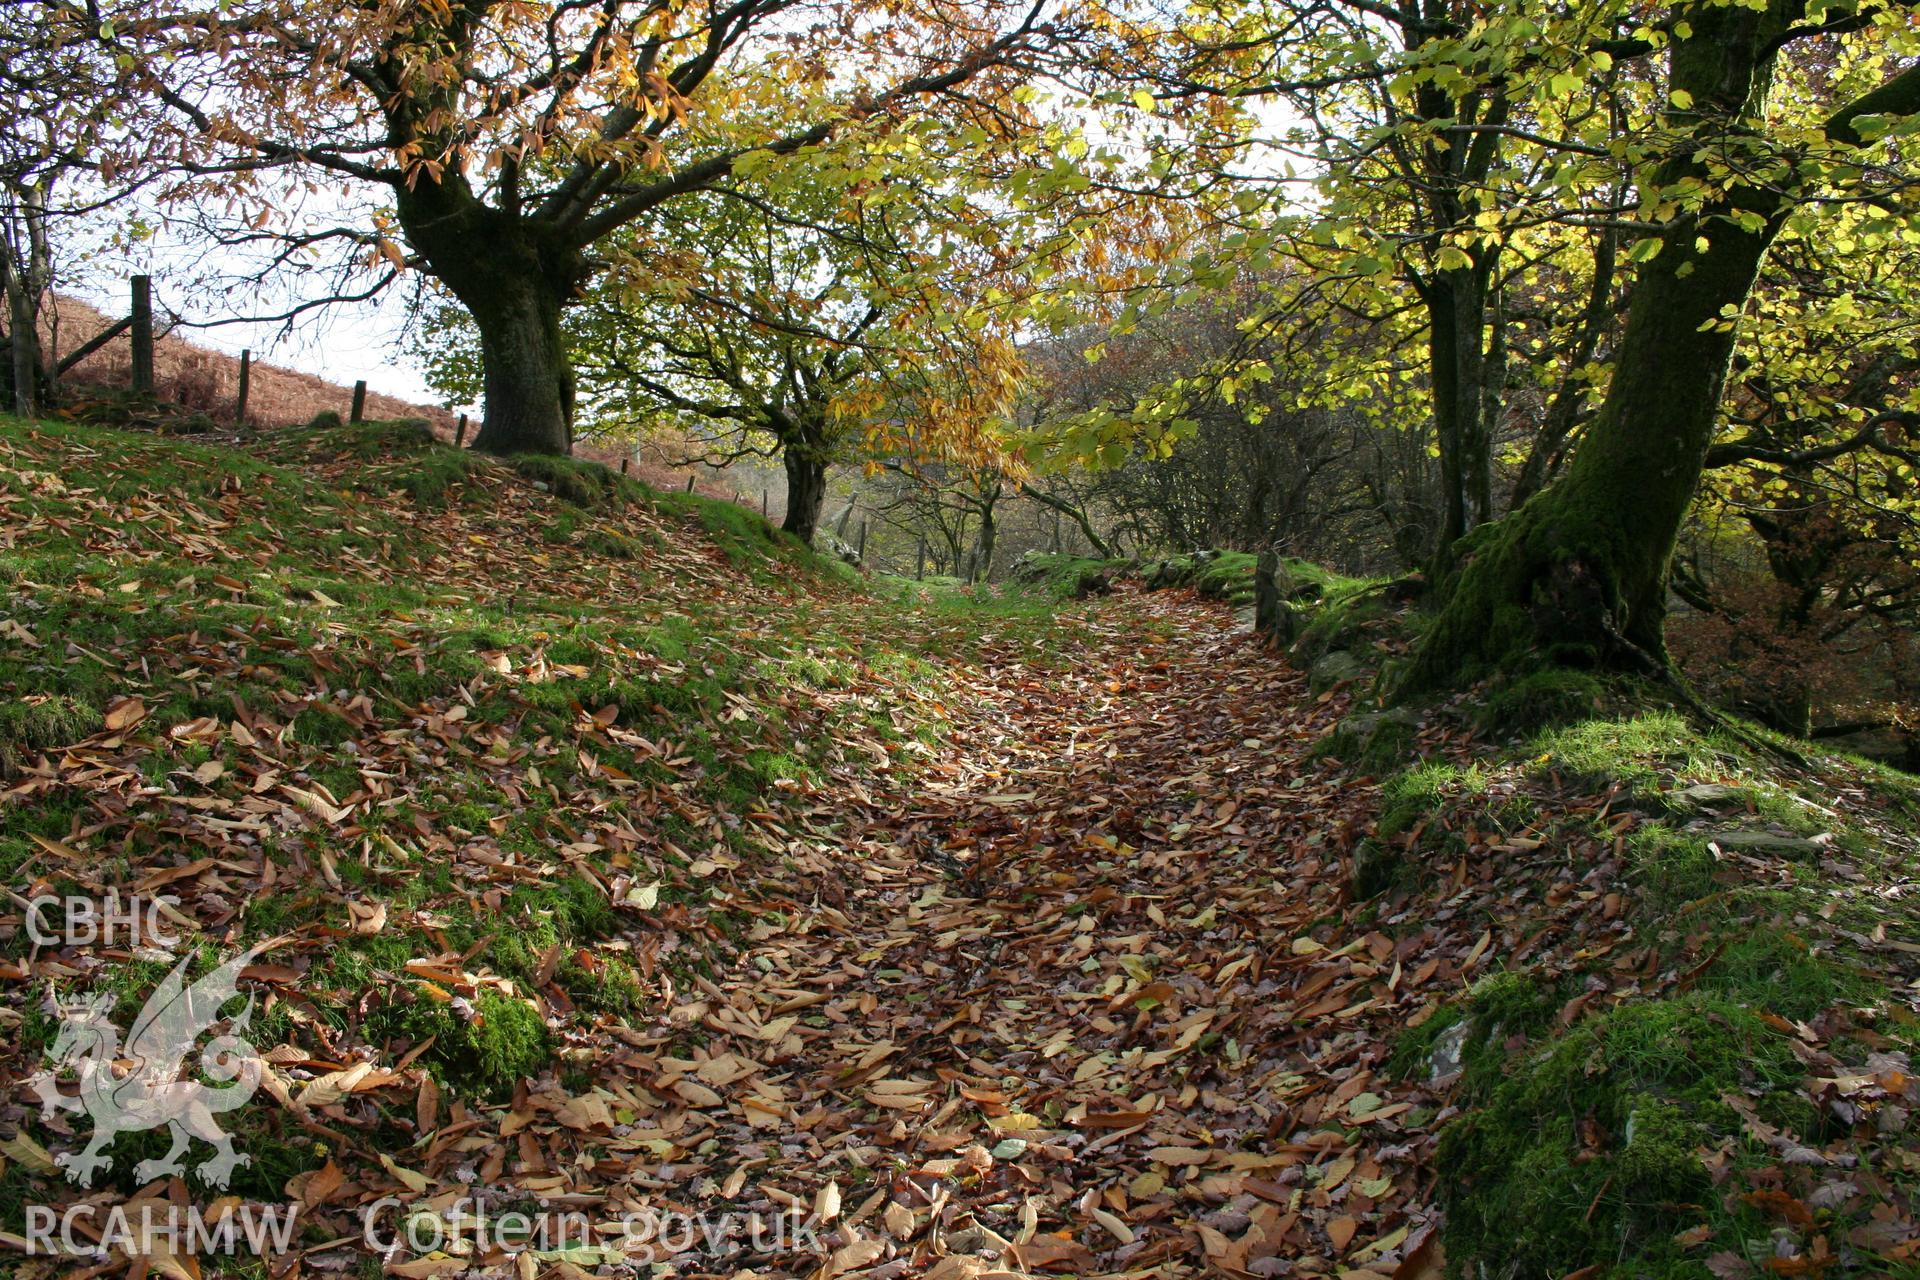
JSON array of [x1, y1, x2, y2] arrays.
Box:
[[35, 295, 461, 433], [0, 420, 1917, 1279]]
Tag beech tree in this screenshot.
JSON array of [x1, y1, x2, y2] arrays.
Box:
[[1663, 189, 1920, 738], [49, 0, 1063, 455], [569, 164, 1021, 543], [415, 141, 1030, 542], [1071, 1, 1647, 557], [1407, 0, 1920, 684]]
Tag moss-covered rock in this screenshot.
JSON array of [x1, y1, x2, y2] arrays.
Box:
[[1318, 707, 1420, 781], [1291, 590, 1390, 666], [1308, 649, 1369, 694], [1438, 994, 1803, 1279], [509, 453, 648, 508], [1009, 552, 1124, 601], [1349, 837, 1403, 898], [1254, 551, 1301, 641]]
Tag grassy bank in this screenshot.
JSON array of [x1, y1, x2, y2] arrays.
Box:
[[1359, 683, 1920, 1277], [0, 417, 1115, 1222]]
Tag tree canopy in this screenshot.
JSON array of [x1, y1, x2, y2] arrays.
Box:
[[50, 0, 1093, 453]]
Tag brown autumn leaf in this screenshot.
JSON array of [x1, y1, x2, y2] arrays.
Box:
[[104, 695, 147, 731]]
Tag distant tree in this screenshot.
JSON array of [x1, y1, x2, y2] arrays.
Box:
[[572, 174, 1022, 544], [1025, 291, 1433, 570], [863, 461, 1012, 580], [416, 158, 1027, 543]]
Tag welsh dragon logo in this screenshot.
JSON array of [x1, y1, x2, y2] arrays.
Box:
[[27, 947, 265, 1189]]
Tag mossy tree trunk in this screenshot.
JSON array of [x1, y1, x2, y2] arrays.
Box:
[[2, 255, 41, 418], [397, 179, 584, 457], [1406, 0, 1920, 691], [1405, 1, 1801, 687]]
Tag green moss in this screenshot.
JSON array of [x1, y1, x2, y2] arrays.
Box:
[[563, 954, 646, 1015], [1438, 994, 1803, 1279], [1291, 590, 1389, 665], [1318, 707, 1422, 779], [1626, 825, 1721, 907], [1528, 710, 1723, 792], [0, 694, 100, 769], [366, 984, 550, 1098], [1278, 557, 1379, 597], [365, 447, 489, 508], [1398, 487, 1651, 693], [1007, 553, 1128, 603], [1393, 970, 1566, 1094], [579, 527, 648, 559], [1699, 927, 1864, 1022], [1628, 1105, 1720, 1212], [1379, 761, 1486, 838], [1190, 551, 1258, 605], [509, 454, 648, 508], [1477, 668, 1607, 736]]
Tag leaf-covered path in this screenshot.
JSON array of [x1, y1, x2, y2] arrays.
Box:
[[0, 422, 1467, 1279], [548, 590, 1450, 1280]]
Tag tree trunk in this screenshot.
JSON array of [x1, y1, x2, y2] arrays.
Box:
[[1407, 69, 1507, 564], [1, 252, 39, 418], [972, 512, 995, 583], [1426, 256, 1497, 558], [969, 480, 1001, 583], [398, 183, 580, 455], [465, 275, 573, 455], [1404, 0, 1801, 689], [1020, 482, 1113, 557], [781, 440, 828, 544], [1, 183, 48, 419]]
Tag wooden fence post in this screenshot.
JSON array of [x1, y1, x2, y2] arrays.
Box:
[[857, 520, 868, 562], [130, 275, 154, 395], [234, 349, 251, 426], [349, 380, 368, 423], [761, 489, 768, 517], [620, 457, 630, 474], [455, 414, 467, 447], [685, 475, 695, 492]]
